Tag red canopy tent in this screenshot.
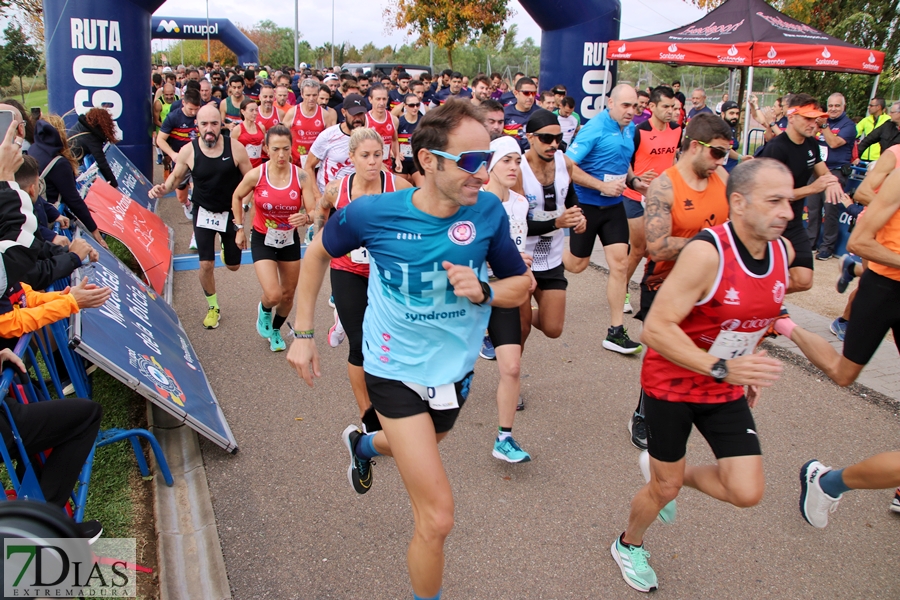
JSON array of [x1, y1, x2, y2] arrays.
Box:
[[607, 0, 886, 151]]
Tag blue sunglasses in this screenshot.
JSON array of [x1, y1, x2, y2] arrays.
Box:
[[428, 149, 494, 174]]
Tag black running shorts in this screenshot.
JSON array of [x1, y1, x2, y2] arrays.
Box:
[[642, 391, 761, 463], [568, 201, 630, 258], [332, 268, 369, 367], [533, 263, 568, 291], [488, 306, 521, 348], [783, 217, 813, 271], [843, 269, 900, 365], [364, 371, 473, 434], [250, 228, 302, 262], [192, 205, 241, 265]]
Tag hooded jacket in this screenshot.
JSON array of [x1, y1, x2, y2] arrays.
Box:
[[68, 114, 118, 188], [27, 120, 98, 232]]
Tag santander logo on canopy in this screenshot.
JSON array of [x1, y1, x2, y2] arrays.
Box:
[[817, 46, 838, 66], [717, 43, 746, 64], [659, 42, 685, 60]]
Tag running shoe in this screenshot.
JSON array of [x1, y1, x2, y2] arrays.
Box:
[[183, 201, 193, 220], [830, 317, 847, 342], [203, 307, 220, 329], [639, 450, 676, 524], [629, 412, 648, 450], [624, 292, 633, 314], [479, 334, 496, 360], [269, 329, 286, 352], [603, 325, 643, 355], [492, 435, 532, 463], [328, 295, 335, 308], [156, 153, 163, 166], [799, 459, 841, 528], [816, 249, 833, 261], [836, 254, 858, 293], [188, 233, 197, 251], [610, 536, 658, 593], [516, 396, 525, 411], [341, 425, 373, 494], [328, 309, 345, 347], [891, 488, 900, 514], [256, 303, 273, 339], [74, 519, 103, 545]]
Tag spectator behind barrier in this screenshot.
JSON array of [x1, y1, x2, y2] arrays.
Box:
[[28, 117, 108, 249], [68, 108, 120, 189]]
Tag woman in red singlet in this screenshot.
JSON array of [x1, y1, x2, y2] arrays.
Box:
[[235, 98, 266, 167], [231, 124, 316, 351], [315, 127, 412, 429]]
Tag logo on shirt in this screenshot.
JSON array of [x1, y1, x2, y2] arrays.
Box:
[[683, 199, 695, 210], [289, 190, 299, 200], [722, 318, 741, 331], [260, 189, 269, 197], [448, 221, 476, 245], [262, 202, 273, 210], [772, 280, 786, 304], [724, 287, 740, 305]]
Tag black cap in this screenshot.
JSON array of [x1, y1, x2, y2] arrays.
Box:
[[720, 100, 739, 113], [343, 94, 368, 115]]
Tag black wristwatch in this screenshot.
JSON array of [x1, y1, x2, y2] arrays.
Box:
[[477, 281, 492, 305], [710, 359, 728, 383]]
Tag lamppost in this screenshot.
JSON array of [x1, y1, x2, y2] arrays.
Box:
[[206, 0, 211, 62]]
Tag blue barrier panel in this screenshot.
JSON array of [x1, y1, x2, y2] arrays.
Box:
[[103, 145, 158, 213], [69, 233, 238, 452]]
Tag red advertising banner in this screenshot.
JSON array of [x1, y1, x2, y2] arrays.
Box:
[[83, 179, 173, 296]]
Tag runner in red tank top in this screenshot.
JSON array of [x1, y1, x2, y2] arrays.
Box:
[[235, 100, 266, 167], [256, 84, 280, 132], [230, 124, 316, 352], [612, 159, 804, 594], [366, 84, 401, 173], [313, 127, 410, 432], [282, 79, 336, 167]]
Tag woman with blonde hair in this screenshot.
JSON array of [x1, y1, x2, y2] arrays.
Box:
[[68, 107, 120, 188], [316, 127, 411, 433], [28, 115, 106, 248]]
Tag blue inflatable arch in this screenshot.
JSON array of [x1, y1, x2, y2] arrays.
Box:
[[151, 17, 259, 68]]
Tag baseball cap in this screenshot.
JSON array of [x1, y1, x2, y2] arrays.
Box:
[[720, 100, 739, 113], [324, 74, 339, 82], [787, 103, 827, 118], [342, 94, 368, 115]]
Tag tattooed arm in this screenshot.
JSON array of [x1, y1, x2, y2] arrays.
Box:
[[644, 172, 690, 262], [315, 179, 340, 235]]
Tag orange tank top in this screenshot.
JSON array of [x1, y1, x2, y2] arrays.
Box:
[[866, 146, 900, 281], [643, 165, 729, 291]]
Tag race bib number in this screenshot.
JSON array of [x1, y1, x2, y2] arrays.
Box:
[[400, 143, 412, 159], [197, 206, 228, 232], [246, 144, 262, 159], [601, 173, 627, 197], [265, 227, 295, 248], [509, 218, 527, 252], [383, 143, 392, 161], [350, 247, 369, 264], [403, 382, 460, 411], [298, 153, 308, 168], [708, 329, 766, 360]]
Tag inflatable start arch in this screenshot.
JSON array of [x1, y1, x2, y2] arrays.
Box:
[[151, 17, 260, 68]]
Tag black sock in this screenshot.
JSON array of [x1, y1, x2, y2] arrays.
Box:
[[272, 314, 287, 330], [261, 304, 273, 313], [619, 532, 640, 549]]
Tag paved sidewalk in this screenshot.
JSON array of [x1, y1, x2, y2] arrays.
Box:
[[589, 245, 900, 403]]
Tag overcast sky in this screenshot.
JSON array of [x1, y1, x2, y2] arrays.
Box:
[[152, 0, 707, 51]]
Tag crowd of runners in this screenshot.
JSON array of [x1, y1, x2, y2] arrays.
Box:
[[142, 62, 899, 597]]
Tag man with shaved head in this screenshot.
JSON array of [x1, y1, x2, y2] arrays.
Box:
[[564, 83, 651, 355], [149, 103, 252, 329]]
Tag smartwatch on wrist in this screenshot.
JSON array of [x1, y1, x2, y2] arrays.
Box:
[[710, 359, 728, 383], [477, 281, 492, 305]]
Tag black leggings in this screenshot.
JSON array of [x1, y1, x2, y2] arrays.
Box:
[[331, 268, 369, 367]]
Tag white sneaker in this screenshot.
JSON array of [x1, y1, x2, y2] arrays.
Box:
[[328, 309, 345, 347], [799, 459, 841, 528], [183, 201, 193, 220], [189, 233, 197, 251]]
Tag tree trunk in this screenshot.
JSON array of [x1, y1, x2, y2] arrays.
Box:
[[447, 46, 454, 70], [736, 67, 746, 111], [19, 75, 25, 105]]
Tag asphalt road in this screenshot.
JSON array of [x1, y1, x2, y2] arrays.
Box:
[[160, 198, 900, 599]]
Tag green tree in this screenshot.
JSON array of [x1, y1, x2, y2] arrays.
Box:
[[385, 0, 513, 68], [1, 23, 41, 104]]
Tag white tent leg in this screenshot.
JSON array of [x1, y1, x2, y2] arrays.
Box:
[[741, 66, 754, 155], [870, 74, 880, 101]]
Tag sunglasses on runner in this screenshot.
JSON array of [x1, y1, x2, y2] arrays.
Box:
[[428, 149, 494, 174], [406, 102, 420, 108], [518, 90, 536, 97], [533, 132, 564, 145], [686, 136, 729, 160]]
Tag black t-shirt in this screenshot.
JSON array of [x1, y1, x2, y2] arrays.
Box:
[[758, 131, 821, 221]]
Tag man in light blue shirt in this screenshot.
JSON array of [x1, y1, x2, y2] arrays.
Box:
[[564, 83, 650, 355], [287, 100, 530, 600]]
